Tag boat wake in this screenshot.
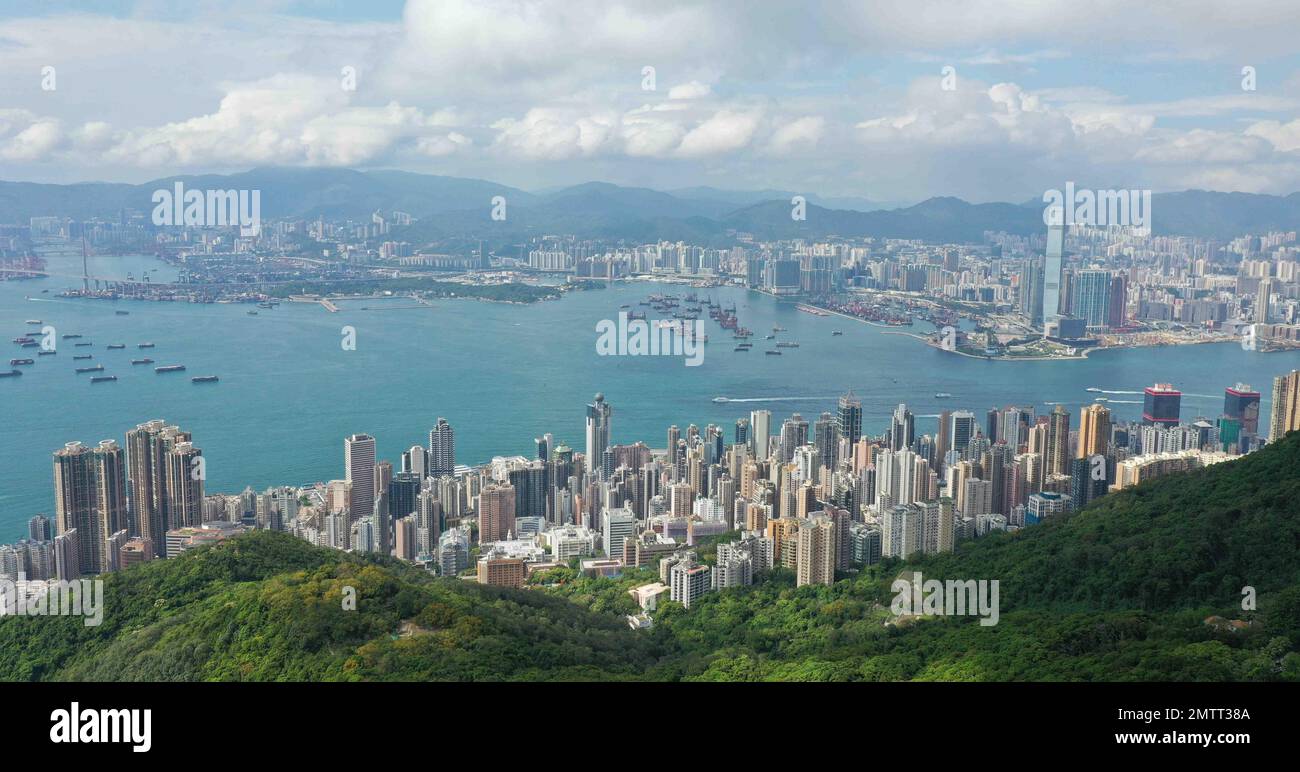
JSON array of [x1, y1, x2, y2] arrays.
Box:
[[713, 396, 835, 403]]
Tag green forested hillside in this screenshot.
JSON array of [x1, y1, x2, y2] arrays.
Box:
[[3, 433, 1299, 682]]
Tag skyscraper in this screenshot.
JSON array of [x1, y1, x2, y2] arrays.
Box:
[[165, 441, 204, 530], [428, 418, 455, 478], [1269, 370, 1300, 442], [1224, 383, 1261, 437], [1142, 383, 1182, 426], [1042, 207, 1065, 332], [126, 420, 190, 558], [889, 403, 915, 452], [479, 483, 517, 543], [1072, 270, 1112, 331], [585, 393, 612, 476], [1076, 404, 1111, 459], [749, 409, 771, 461], [345, 434, 377, 525], [1046, 404, 1071, 477], [53, 440, 127, 576], [838, 391, 862, 442]]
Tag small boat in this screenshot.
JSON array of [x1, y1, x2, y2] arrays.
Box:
[[73, 355, 93, 361], [155, 365, 186, 373], [75, 365, 104, 373], [1085, 387, 1102, 393], [832, 331, 843, 336], [764, 334, 775, 340], [9, 358, 34, 366], [191, 375, 219, 383], [131, 358, 154, 365], [773, 326, 787, 332], [935, 392, 953, 399], [137, 343, 155, 348], [115, 310, 129, 316], [247, 310, 258, 316], [733, 346, 749, 352], [107, 344, 125, 350], [713, 397, 730, 403], [25, 320, 41, 325], [90, 375, 117, 383], [0, 370, 21, 378]]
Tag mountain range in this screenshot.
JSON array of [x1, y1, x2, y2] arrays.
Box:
[[2, 167, 1298, 244]]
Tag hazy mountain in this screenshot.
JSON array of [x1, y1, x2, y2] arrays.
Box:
[[0, 167, 1296, 242]]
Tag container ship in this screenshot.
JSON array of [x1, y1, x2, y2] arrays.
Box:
[[37, 350, 55, 357], [0, 369, 21, 378], [90, 375, 118, 383], [73, 354, 93, 361], [75, 364, 104, 373], [74, 342, 93, 347], [62, 334, 82, 339], [191, 375, 219, 383], [155, 365, 186, 373], [107, 344, 126, 350], [9, 358, 34, 366], [131, 358, 154, 365]]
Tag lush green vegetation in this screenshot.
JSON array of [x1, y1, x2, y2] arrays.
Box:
[[3, 434, 1298, 682]]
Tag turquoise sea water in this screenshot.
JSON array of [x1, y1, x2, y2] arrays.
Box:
[[3, 252, 1299, 541]]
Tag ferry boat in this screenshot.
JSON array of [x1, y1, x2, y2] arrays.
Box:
[[137, 342, 155, 348], [191, 375, 219, 383], [75, 365, 104, 373], [9, 358, 34, 366], [155, 365, 186, 373], [107, 344, 126, 350], [90, 375, 117, 383], [0, 369, 21, 378], [131, 358, 154, 365], [73, 355, 93, 361]]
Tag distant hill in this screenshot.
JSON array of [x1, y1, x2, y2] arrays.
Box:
[[0, 168, 1297, 243], [2, 433, 1298, 682]]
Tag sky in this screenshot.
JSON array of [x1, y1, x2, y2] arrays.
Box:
[[1, 0, 1299, 203]]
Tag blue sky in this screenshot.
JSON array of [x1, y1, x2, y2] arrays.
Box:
[[1, 1, 1298, 202]]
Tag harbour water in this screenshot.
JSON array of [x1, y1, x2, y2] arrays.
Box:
[[3, 252, 1298, 540]]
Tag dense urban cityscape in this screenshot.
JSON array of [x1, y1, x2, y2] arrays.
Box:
[[4, 6, 1300, 754]]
